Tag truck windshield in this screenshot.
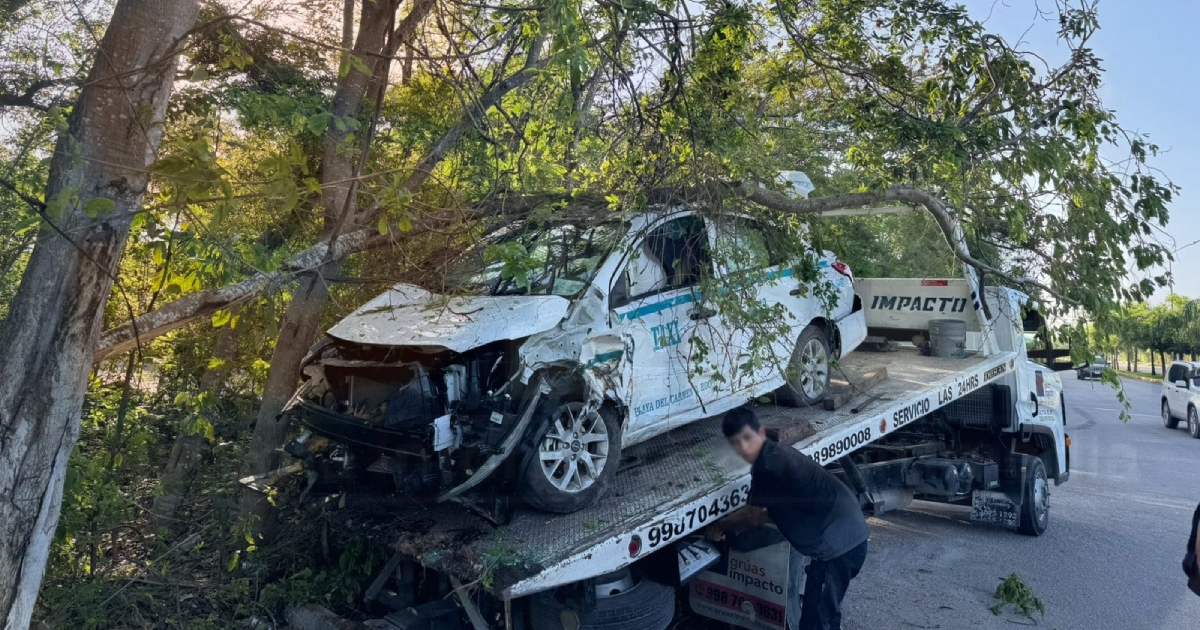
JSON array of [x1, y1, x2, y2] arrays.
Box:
[[447, 222, 626, 297]]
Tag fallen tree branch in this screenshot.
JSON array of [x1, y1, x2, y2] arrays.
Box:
[[95, 181, 1075, 364], [732, 182, 1079, 307]]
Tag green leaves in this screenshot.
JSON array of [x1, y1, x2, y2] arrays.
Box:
[[338, 54, 372, 78], [83, 197, 115, 217]]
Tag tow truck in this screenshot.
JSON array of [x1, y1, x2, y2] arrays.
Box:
[[291, 204, 1070, 630]]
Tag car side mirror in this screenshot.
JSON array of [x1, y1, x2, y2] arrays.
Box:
[[1175, 380, 1189, 389]]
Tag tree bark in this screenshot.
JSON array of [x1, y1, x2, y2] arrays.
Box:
[[0, 1, 199, 626], [149, 314, 241, 528], [149, 435, 208, 530], [236, 0, 435, 532]]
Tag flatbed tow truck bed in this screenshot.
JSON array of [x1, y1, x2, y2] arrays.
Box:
[[328, 347, 1018, 600]]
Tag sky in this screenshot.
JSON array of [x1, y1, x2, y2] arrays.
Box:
[[960, 0, 1200, 302]]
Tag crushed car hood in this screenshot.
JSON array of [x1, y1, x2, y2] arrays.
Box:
[[325, 284, 571, 353]]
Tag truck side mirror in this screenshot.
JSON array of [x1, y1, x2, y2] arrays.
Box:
[[1175, 380, 1189, 389]]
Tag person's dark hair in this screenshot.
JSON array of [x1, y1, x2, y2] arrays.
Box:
[[722, 406, 760, 437]]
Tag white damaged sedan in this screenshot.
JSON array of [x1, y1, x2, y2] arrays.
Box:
[[284, 208, 866, 515]]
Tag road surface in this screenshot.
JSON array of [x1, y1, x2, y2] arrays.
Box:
[[844, 374, 1200, 629]]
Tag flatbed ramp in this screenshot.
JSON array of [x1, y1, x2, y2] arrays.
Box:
[[329, 347, 1017, 599]]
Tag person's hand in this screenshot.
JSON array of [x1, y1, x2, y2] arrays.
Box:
[[703, 522, 725, 542]]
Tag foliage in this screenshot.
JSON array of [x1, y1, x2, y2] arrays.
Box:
[[0, 0, 1185, 625], [990, 572, 1046, 619]]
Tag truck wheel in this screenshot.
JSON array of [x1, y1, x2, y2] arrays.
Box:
[[520, 402, 622, 513], [529, 569, 675, 630], [1018, 457, 1049, 537], [1189, 407, 1200, 439], [777, 324, 831, 407], [1163, 400, 1180, 429]]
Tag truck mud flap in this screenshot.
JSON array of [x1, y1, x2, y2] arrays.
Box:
[[970, 490, 1020, 529]]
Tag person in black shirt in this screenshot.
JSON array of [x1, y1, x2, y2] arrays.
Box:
[[1186, 503, 1200, 597], [707, 407, 870, 630]]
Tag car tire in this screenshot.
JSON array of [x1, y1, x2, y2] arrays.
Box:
[[1018, 457, 1050, 537], [529, 569, 675, 630], [1189, 407, 1200, 439], [1164, 400, 1180, 429], [519, 402, 622, 513], [777, 323, 831, 407]]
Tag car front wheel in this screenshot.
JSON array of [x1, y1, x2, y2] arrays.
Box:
[[1164, 400, 1180, 429], [1190, 407, 1200, 439], [520, 402, 622, 513]]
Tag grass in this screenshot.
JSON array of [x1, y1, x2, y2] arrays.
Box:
[[1112, 369, 1161, 385]]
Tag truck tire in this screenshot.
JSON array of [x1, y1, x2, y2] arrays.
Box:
[[777, 324, 831, 407], [520, 402, 622, 513], [1163, 400, 1180, 429], [1018, 457, 1049, 537], [1189, 406, 1200, 439], [529, 569, 675, 630]]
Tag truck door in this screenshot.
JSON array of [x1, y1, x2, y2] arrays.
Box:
[[609, 215, 718, 442]]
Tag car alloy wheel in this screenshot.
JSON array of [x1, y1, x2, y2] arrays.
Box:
[[537, 403, 610, 493], [799, 337, 829, 399]]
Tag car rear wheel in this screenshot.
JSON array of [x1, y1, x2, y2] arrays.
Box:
[[520, 402, 622, 513], [778, 324, 831, 407], [1164, 400, 1180, 429], [1189, 407, 1200, 439]]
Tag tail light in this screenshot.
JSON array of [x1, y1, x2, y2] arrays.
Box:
[[832, 260, 853, 280]]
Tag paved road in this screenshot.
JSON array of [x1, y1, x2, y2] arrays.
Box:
[[844, 375, 1200, 630]]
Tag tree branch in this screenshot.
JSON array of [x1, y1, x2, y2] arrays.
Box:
[[732, 182, 1080, 307]]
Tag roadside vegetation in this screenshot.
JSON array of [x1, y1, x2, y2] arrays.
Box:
[[0, 0, 1177, 628], [1087, 296, 1200, 377]]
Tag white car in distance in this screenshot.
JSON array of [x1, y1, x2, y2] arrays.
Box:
[[1162, 360, 1200, 439], [284, 208, 868, 514]]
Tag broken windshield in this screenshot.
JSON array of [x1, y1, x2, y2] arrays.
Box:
[[447, 221, 626, 297]]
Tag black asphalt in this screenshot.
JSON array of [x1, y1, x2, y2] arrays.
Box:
[[843, 374, 1200, 630]]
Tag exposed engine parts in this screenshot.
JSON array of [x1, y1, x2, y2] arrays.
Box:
[[284, 337, 529, 505]]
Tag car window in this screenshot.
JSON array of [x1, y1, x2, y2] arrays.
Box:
[[713, 218, 774, 273], [1169, 365, 1184, 383], [447, 221, 625, 297], [614, 216, 712, 307]]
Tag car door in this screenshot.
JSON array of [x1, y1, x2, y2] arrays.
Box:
[[708, 217, 853, 399], [609, 215, 719, 443], [1167, 363, 1187, 412], [707, 217, 783, 396]]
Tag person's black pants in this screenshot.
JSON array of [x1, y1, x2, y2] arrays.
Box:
[[798, 540, 868, 630]]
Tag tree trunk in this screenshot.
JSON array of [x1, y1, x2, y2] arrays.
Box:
[[237, 273, 333, 531], [149, 435, 208, 530], [237, 0, 433, 532], [0, 1, 199, 626], [1134, 349, 1138, 373], [1161, 351, 1167, 376], [151, 316, 241, 528]]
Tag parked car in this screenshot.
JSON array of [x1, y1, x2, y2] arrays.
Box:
[[1162, 361, 1200, 438], [1076, 355, 1108, 380], [282, 208, 868, 514]]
